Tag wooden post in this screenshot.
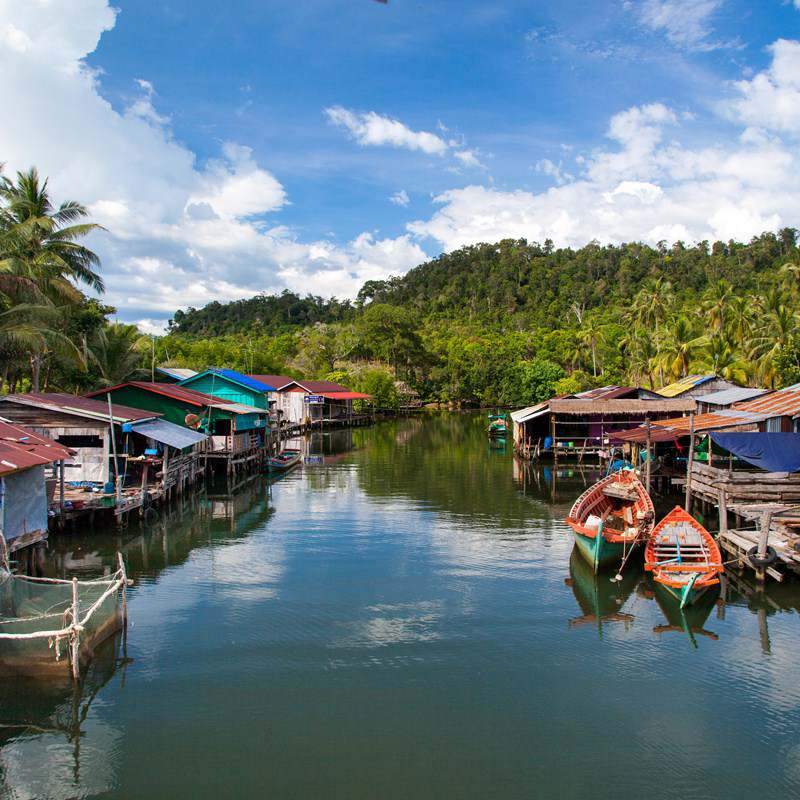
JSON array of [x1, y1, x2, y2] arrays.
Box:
[[71, 577, 80, 681], [684, 412, 695, 512], [59, 459, 65, 507], [718, 487, 728, 535], [644, 418, 651, 494], [756, 509, 773, 583], [550, 414, 557, 466], [107, 396, 122, 502]]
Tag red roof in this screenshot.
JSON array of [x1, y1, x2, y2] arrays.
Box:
[[2, 393, 159, 423], [279, 379, 352, 393], [0, 420, 73, 476], [247, 374, 296, 390], [321, 391, 372, 400], [86, 381, 217, 408], [573, 385, 640, 400]]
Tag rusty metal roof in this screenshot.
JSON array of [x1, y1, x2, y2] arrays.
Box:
[[0, 420, 73, 476], [86, 381, 217, 408], [656, 374, 717, 397], [1, 393, 159, 423], [573, 385, 640, 400]]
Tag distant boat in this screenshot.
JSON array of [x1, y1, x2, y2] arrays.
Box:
[[487, 414, 507, 438], [565, 469, 654, 573], [267, 448, 302, 472], [645, 506, 724, 609]]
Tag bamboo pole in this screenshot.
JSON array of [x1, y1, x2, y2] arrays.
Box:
[[718, 487, 728, 535], [684, 412, 695, 512], [644, 418, 651, 494]]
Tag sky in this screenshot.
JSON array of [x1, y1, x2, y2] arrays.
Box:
[[0, 0, 798, 332]]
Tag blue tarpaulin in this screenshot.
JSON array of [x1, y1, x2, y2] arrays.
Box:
[[711, 432, 800, 473]]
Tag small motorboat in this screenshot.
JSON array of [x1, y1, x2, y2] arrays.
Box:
[[565, 469, 654, 573], [267, 448, 302, 472], [487, 414, 507, 438], [645, 506, 724, 609]]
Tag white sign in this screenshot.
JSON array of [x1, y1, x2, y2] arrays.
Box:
[[304, 395, 324, 404]]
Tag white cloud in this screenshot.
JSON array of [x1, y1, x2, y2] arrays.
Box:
[[389, 189, 410, 206], [629, 0, 728, 51], [724, 39, 800, 134], [409, 56, 800, 254], [535, 158, 573, 186], [324, 106, 448, 155], [0, 2, 426, 331], [453, 149, 485, 169]]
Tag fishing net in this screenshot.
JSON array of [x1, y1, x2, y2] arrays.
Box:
[[0, 567, 125, 674]]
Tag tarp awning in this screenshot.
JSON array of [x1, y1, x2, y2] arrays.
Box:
[[321, 391, 372, 400], [132, 419, 208, 450], [711, 432, 800, 473], [510, 403, 549, 424]]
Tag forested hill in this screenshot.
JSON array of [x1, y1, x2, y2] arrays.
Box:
[[159, 230, 800, 406], [169, 292, 355, 335], [170, 232, 797, 335]]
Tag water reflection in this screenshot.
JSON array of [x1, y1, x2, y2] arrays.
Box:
[[1, 414, 799, 799], [0, 635, 126, 799], [649, 580, 720, 648], [566, 548, 637, 635]]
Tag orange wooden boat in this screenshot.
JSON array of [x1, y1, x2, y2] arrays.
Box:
[[565, 470, 655, 573], [645, 507, 724, 609]]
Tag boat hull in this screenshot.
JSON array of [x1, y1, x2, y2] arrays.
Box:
[[572, 528, 628, 573]]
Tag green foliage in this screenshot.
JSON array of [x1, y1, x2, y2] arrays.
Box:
[[774, 334, 800, 388]]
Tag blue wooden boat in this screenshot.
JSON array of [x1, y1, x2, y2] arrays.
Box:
[[267, 448, 302, 472], [565, 470, 654, 573], [487, 414, 507, 438]]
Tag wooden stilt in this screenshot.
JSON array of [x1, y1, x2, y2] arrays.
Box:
[[684, 412, 695, 512]]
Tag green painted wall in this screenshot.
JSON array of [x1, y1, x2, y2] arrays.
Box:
[[180, 374, 268, 410]]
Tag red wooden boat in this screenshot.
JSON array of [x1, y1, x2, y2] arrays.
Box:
[[565, 470, 655, 573], [645, 507, 724, 609]]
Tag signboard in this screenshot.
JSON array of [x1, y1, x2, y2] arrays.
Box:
[[304, 395, 324, 404], [304, 456, 324, 465]]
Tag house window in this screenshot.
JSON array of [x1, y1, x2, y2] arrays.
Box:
[[57, 434, 103, 448], [765, 417, 782, 432]]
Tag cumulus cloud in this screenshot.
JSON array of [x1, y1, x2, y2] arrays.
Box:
[[0, 1, 426, 331], [724, 39, 800, 134], [627, 0, 730, 51], [409, 52, 799, 253], [324, 106, 448, 155], [453, 149, 485, 169]]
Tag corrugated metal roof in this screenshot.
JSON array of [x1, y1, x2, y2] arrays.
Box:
[[735, 387, 800, 417], [86, 381, 217, 407], [131, 419, 208, 450], [211, 401, 268, 415], [247, 374, 296, 390], [0, 420, 73, 475], [321, 391, 372, 400], [651, 410, 760, 435], [181, 369, 276, 393], [510, 402, 549, 423], [1, 393, 159, 423], [156, 367, 197, 380], [656, 374, 716, 397], [699, 386, 769, 407], [279, 379, 351, 393]]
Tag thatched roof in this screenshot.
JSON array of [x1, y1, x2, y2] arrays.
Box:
[[548, 398, 695, 416]]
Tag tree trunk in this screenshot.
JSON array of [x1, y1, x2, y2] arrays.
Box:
[[30, 353, 42, 393]]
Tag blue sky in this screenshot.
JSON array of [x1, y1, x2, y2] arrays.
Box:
[[1, 0, 798, 330]]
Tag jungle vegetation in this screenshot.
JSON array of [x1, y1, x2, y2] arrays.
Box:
[[3, 166, 799, 408]]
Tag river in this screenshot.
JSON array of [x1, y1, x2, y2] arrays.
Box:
[[1, 412, 799, 799]]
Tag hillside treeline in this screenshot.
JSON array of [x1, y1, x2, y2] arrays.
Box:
[[163, 231, 800, 406]]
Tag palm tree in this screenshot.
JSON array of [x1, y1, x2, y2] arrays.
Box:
[[578, 318, 604, 378], [702, 333, 749, 385], [659, 316, 708, 380], [0, 167, 104, 390], [702, 278, 732, 334], [627, 277, 674, 335], [89, 323, 147, 386]]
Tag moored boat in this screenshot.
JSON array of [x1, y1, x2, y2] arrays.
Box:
[[487, 414, 507, 437], [565, 469, 654, 573], [645, 506, 724, 609], [268, 448, 302, 472]]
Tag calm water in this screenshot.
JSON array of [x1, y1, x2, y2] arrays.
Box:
[[2, 413, 800, 799]]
